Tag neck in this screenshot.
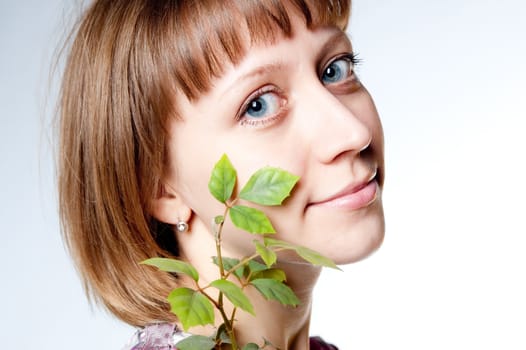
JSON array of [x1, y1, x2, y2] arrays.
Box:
[[177, 218, 322, 349], [232, 261, 321, 349]]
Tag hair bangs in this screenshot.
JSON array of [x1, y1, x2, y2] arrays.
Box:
[[159, 0, 350, 101]]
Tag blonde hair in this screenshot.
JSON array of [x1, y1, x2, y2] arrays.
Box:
[[58, 0, 351, 326]]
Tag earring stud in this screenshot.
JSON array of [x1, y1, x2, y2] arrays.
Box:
[[176, 220, 188, 233]]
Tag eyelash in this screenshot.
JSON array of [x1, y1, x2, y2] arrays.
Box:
[[346, 52, 362, 66], [236, 52, 362, 128]]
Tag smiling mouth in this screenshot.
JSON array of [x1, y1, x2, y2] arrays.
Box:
[[308, 172, 379, 211]]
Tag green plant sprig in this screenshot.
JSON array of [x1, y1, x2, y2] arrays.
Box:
[[142, 154, 339, 350]]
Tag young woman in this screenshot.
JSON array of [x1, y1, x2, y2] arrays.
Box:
[[58, 0, 385, 349]]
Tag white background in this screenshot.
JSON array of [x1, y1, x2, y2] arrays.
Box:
[[1, 0, 525, 349]]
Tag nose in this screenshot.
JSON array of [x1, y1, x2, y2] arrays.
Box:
[[297, 84, 372, 164]]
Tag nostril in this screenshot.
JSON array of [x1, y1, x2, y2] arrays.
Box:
[[359, 141, 374, 159], [359, 134, 372, 153]]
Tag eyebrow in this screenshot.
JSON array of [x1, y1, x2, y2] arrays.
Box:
[[219, 61, 285, 100], [316, 30, 351, 63], [233, 61, 286, 85]]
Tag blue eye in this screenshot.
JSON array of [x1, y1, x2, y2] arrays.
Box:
[[243, 92, 280, 119], [321, 56, 354, 85], [237, 87, 287, 128]]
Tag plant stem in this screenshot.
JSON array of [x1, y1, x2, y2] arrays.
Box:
[[225, 247, 288, 279], [219, 303, 238, 349], [214, 204, 239, 349], [215, 205, 230, 278], [230, 307, 238, 330]]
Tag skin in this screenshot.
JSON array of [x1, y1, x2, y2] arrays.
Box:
[[152, 13, 385, 349]]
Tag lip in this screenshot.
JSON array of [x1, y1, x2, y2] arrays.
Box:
[[308, 173, 379, 210]]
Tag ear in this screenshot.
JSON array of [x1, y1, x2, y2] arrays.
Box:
[[150, 183, 192, 225]]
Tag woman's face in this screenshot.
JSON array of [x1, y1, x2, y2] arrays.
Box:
[[164, 17, 385, 264]]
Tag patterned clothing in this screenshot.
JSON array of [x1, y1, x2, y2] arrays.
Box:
[[123, 323, 338, 349]]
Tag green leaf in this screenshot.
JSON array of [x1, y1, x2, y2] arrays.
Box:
[[214, 215, 225, 224], [208, 154, 237, 203], [251, 268, 286, 282], [212, 256, 239, 269], [263, 238, 296, 250], [141, 258, 199, 282], [215, 323, 232, 344], [167, 287, 214, 331], [239, 167, 299, 206], [229, 205, 275, 234], [264, 238, 340, 270], [242, 343, 261, 350], [295, 246, 340, 270], [254, 240, 276, 267], [176, 335, 216, 350], [247, 260, 267, 275], [212, 256, 244, 279], [250, 279, 300, 306], [210, 279, 255, 315], [265, 238, 341, 270]]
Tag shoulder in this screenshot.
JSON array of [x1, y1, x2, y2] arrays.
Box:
[[122, 323, 191, 350], [309, 336, 339, 350], [123, 323, 338, 350]]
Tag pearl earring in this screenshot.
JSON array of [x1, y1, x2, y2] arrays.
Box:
[[175, 220, 189, 233]]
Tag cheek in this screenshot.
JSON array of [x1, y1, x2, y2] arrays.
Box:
[[166, 119, 306, 253], [166, 121, 222, 219]]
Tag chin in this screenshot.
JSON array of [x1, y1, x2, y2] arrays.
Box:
[[334, 228, 384, 265], [329, 210, 385, 265]]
